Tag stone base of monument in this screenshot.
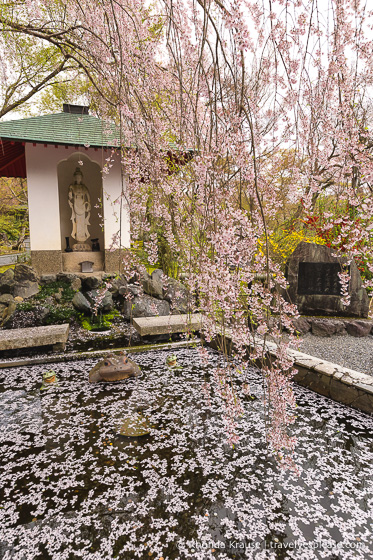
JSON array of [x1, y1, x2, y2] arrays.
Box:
[[292, 315, 373, 337], [62, 251, 104, 273]]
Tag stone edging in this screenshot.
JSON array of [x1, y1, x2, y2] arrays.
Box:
[[206, 333, 373, 415], [261, 339, 373, 415], [0, 339, 199, 370], [1, 323, 371, 415]]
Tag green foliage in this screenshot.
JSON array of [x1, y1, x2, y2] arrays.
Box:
[[0, 5, 83, 120], [44, 306, 76, 325], [16, 301, 34, 312], [262, 228, 326, 269], [15, 281, 78, 326], [15, 300, 76, 324], [79, 316, 93, 331], [36, 76, 90, 116], [34, 281, 75, 303], [131, 230, 180, 278], [156, 228, 180, 278], [0, 214, 28, 242]]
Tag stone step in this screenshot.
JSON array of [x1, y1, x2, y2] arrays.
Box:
[[0, 324, 70, 353], [133, 313, 202, 336]]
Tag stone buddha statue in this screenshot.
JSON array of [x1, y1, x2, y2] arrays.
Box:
[[68, 167, 91, 251]]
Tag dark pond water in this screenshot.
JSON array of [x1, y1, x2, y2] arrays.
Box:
[[0, 348, 372, 560]]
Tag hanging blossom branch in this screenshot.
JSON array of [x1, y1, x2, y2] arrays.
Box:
[[4, 0, 373, 469], [91, 281, 112, 318]]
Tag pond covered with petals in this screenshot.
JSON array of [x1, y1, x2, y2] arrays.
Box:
[[0, 348, 372, 559]]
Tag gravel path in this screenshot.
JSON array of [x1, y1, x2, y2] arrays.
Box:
[[292, 333, 373, 376]]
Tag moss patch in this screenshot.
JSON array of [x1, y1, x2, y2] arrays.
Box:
[[78, 309, 120, 331]]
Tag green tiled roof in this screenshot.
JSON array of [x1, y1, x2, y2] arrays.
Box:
[[0, 112, 120, 147]]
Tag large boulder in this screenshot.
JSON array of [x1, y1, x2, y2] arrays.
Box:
[[142, 269, 164, 299], [81, 276, 100, 291], [118, 284, 143, 299], [71, 277, 82, 291], [72, 292, 91, 314], [126, 284, 142, 297], [109, 275, 128, 298], [56, 272, 78, 284], [285, 242, 369, 318], [292, 317, 311, 334], [14, 264, 38, 283], [0, 293, 14, 305], [0, 268, 15, 295], [311, 318, 347, 337], [39, 274, 57, 285], [13, 281, 39, 299], [13, 264, 39, 299], [311, 319, 337, 337], [122, 293, 170, 320], [163, 278, 189, 314], [86, 290, 114, 313], [345, 320, 372, 337]]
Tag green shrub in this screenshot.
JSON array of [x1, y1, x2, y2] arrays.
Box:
[[16, 301, 34, 312], [15, 300, 76, 325], [0, 213, 28, 242], [44, 306, 76, 325], [34, 281, 75, 303]]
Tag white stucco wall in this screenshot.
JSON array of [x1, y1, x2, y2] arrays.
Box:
[[101, 152, 131, 251], [25, 144, 130, 252], [25, 143, 61, 251]]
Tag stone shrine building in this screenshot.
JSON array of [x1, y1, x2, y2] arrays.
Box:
[[0, 104, 129, 274]]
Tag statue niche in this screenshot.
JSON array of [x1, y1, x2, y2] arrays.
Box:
[[68, 167, 92, 251]]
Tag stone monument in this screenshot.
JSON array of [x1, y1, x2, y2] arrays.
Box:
[[285, 242, 369, 318], [68, 167, 91, 251]]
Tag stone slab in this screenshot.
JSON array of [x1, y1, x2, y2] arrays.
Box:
[[0, 324, 70, 352], [133, 313, 202, 336]]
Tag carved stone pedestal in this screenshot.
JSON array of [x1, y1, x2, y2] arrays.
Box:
[[72, 243, 92, 252], [62, 251, 104, 273]]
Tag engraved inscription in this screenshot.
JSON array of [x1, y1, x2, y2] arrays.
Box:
[[297, 262, 349, 296]]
